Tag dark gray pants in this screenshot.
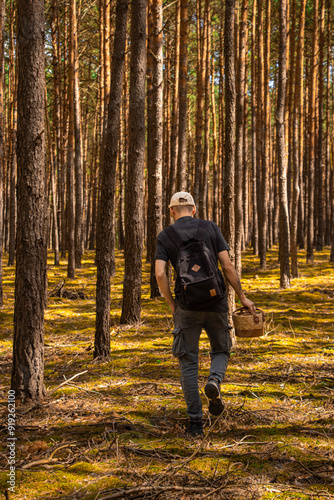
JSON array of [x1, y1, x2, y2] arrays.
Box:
[[172, 306, 232, 421]]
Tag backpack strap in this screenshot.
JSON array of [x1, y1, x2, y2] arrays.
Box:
[[164, 219, 208, 248]]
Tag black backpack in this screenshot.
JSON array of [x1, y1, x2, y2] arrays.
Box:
[[164, 220, 225, 309]]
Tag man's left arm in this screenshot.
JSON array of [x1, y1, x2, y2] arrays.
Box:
[[218, 250, 257, 315]]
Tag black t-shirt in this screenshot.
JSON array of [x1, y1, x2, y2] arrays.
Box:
[[155, 216, 230, 312]]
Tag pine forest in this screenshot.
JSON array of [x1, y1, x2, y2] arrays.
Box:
[[0, 0, 334, 498]]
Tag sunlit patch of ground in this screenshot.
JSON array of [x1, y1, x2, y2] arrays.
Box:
[[0, 247, 333, 499]]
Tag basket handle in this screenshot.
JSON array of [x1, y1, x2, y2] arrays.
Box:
[[232, 306, 265, 324]]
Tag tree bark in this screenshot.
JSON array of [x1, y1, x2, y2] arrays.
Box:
[[120, 0, 146, 324], [199, 0, 210, 219], [315, 0, 325, 251], [325, 3, 331, 246], [168, 1, 180, 215], [45, 89, 59, 266], [95, 0, 128, 358], [7, 0, 16, 267], [194, 0, 204, 215], [251, 0, 258, 254], [0, 0, 4, 307], [277, 0, 290, 288], [51, 0, 60, 265], [235, 0, 248, 275], [291, 0, 306, 277], [11, 0, 47, 402], [307, 0, 319, 263], [72, 0, 83, 269], [147, 0, 163, 298], [59, 3, 67, 258], [176, 0, 187, 191], [224, 0, 236, 322], [67, 0, 76, 278], [256, 0, 266, 268]]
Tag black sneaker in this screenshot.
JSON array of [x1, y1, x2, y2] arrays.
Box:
[[185, 419, 203, 437], [204, 378, 225, 416]]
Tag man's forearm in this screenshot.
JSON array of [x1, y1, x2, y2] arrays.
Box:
[[223, 264, 257, 314], [223, 265, 246, 300]]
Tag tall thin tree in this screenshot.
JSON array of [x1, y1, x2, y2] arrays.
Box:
[[235, 0, 248, 275], [95, 0, 128, 358], [120, 0, 147, 324], [7, 0, 16, 267], [291, 0, 306, 277], [72, 0, 83, 268], [223, 0, 236, 318], [11, 0, 47, 401], [176, 0, 188, 191], [315, 0, 325, 251], [147, 0, 163, 298], [0, 0, 4, 307], [307, 0, 319, 263], [277, 0, 290, 288], [67, 0, 76, 278]]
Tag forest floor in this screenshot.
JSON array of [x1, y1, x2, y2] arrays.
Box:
[[0, 247, 334, 500]]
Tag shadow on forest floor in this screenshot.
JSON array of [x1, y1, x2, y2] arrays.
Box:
[[0, 247, 334, 499]]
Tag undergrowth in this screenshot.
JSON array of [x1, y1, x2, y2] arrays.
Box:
[[0, 247, 333, 499]]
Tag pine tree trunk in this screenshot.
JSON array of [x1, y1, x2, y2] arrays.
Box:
[[12, 0, 47, 402], [120, 0, 146, 324], [162, 30, 171, 226], [146, 0, 154, 263], [118, 100, 125, 250], [263, 0, 270, 248], [147, 0, 163, 298], [194, 0, 204, 215], [67, 0, 76, 278], [51, 0, 60, 265], [8, 0, 16, 267], [315, 0, 325, 251], [95, 0, 128, 359], [331, 63, 334, 261], [118, 45, 129, 250], [202, 0, 210, 220], [168, 1, 180, 212], [277, 0, 290, 289], [251, 0, 258, 254], [291, 0, 306, 278], [235, 0, 247, 275], [211, 37, 219, 224], [307, 0, 319, 263], [176, 0, 187, 191], [72, 0, 83, 269], [256, 0, 266, 268], [45, 89, 60, 266], [0, 0, 4, 307], [59, 5, 67, 258], [325, 5, 331, 246], [218, 4, 224, 229], [224, 0, 236, 322]]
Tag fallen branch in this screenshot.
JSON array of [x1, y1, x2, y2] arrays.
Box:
[[98, 485, 214, 500], [47, 370, 88, 396], [17, 371, 88, 415]]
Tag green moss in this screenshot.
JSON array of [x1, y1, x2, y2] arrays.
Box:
[[1, 247, 334, 499]]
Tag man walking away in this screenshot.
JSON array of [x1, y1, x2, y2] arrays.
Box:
[[155, 192, 256, 436]]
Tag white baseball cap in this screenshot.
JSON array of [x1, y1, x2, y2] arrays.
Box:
[[168, 191, 195, 208]]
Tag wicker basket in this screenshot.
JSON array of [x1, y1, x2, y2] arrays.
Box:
[[232, 307, 265, 338]]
